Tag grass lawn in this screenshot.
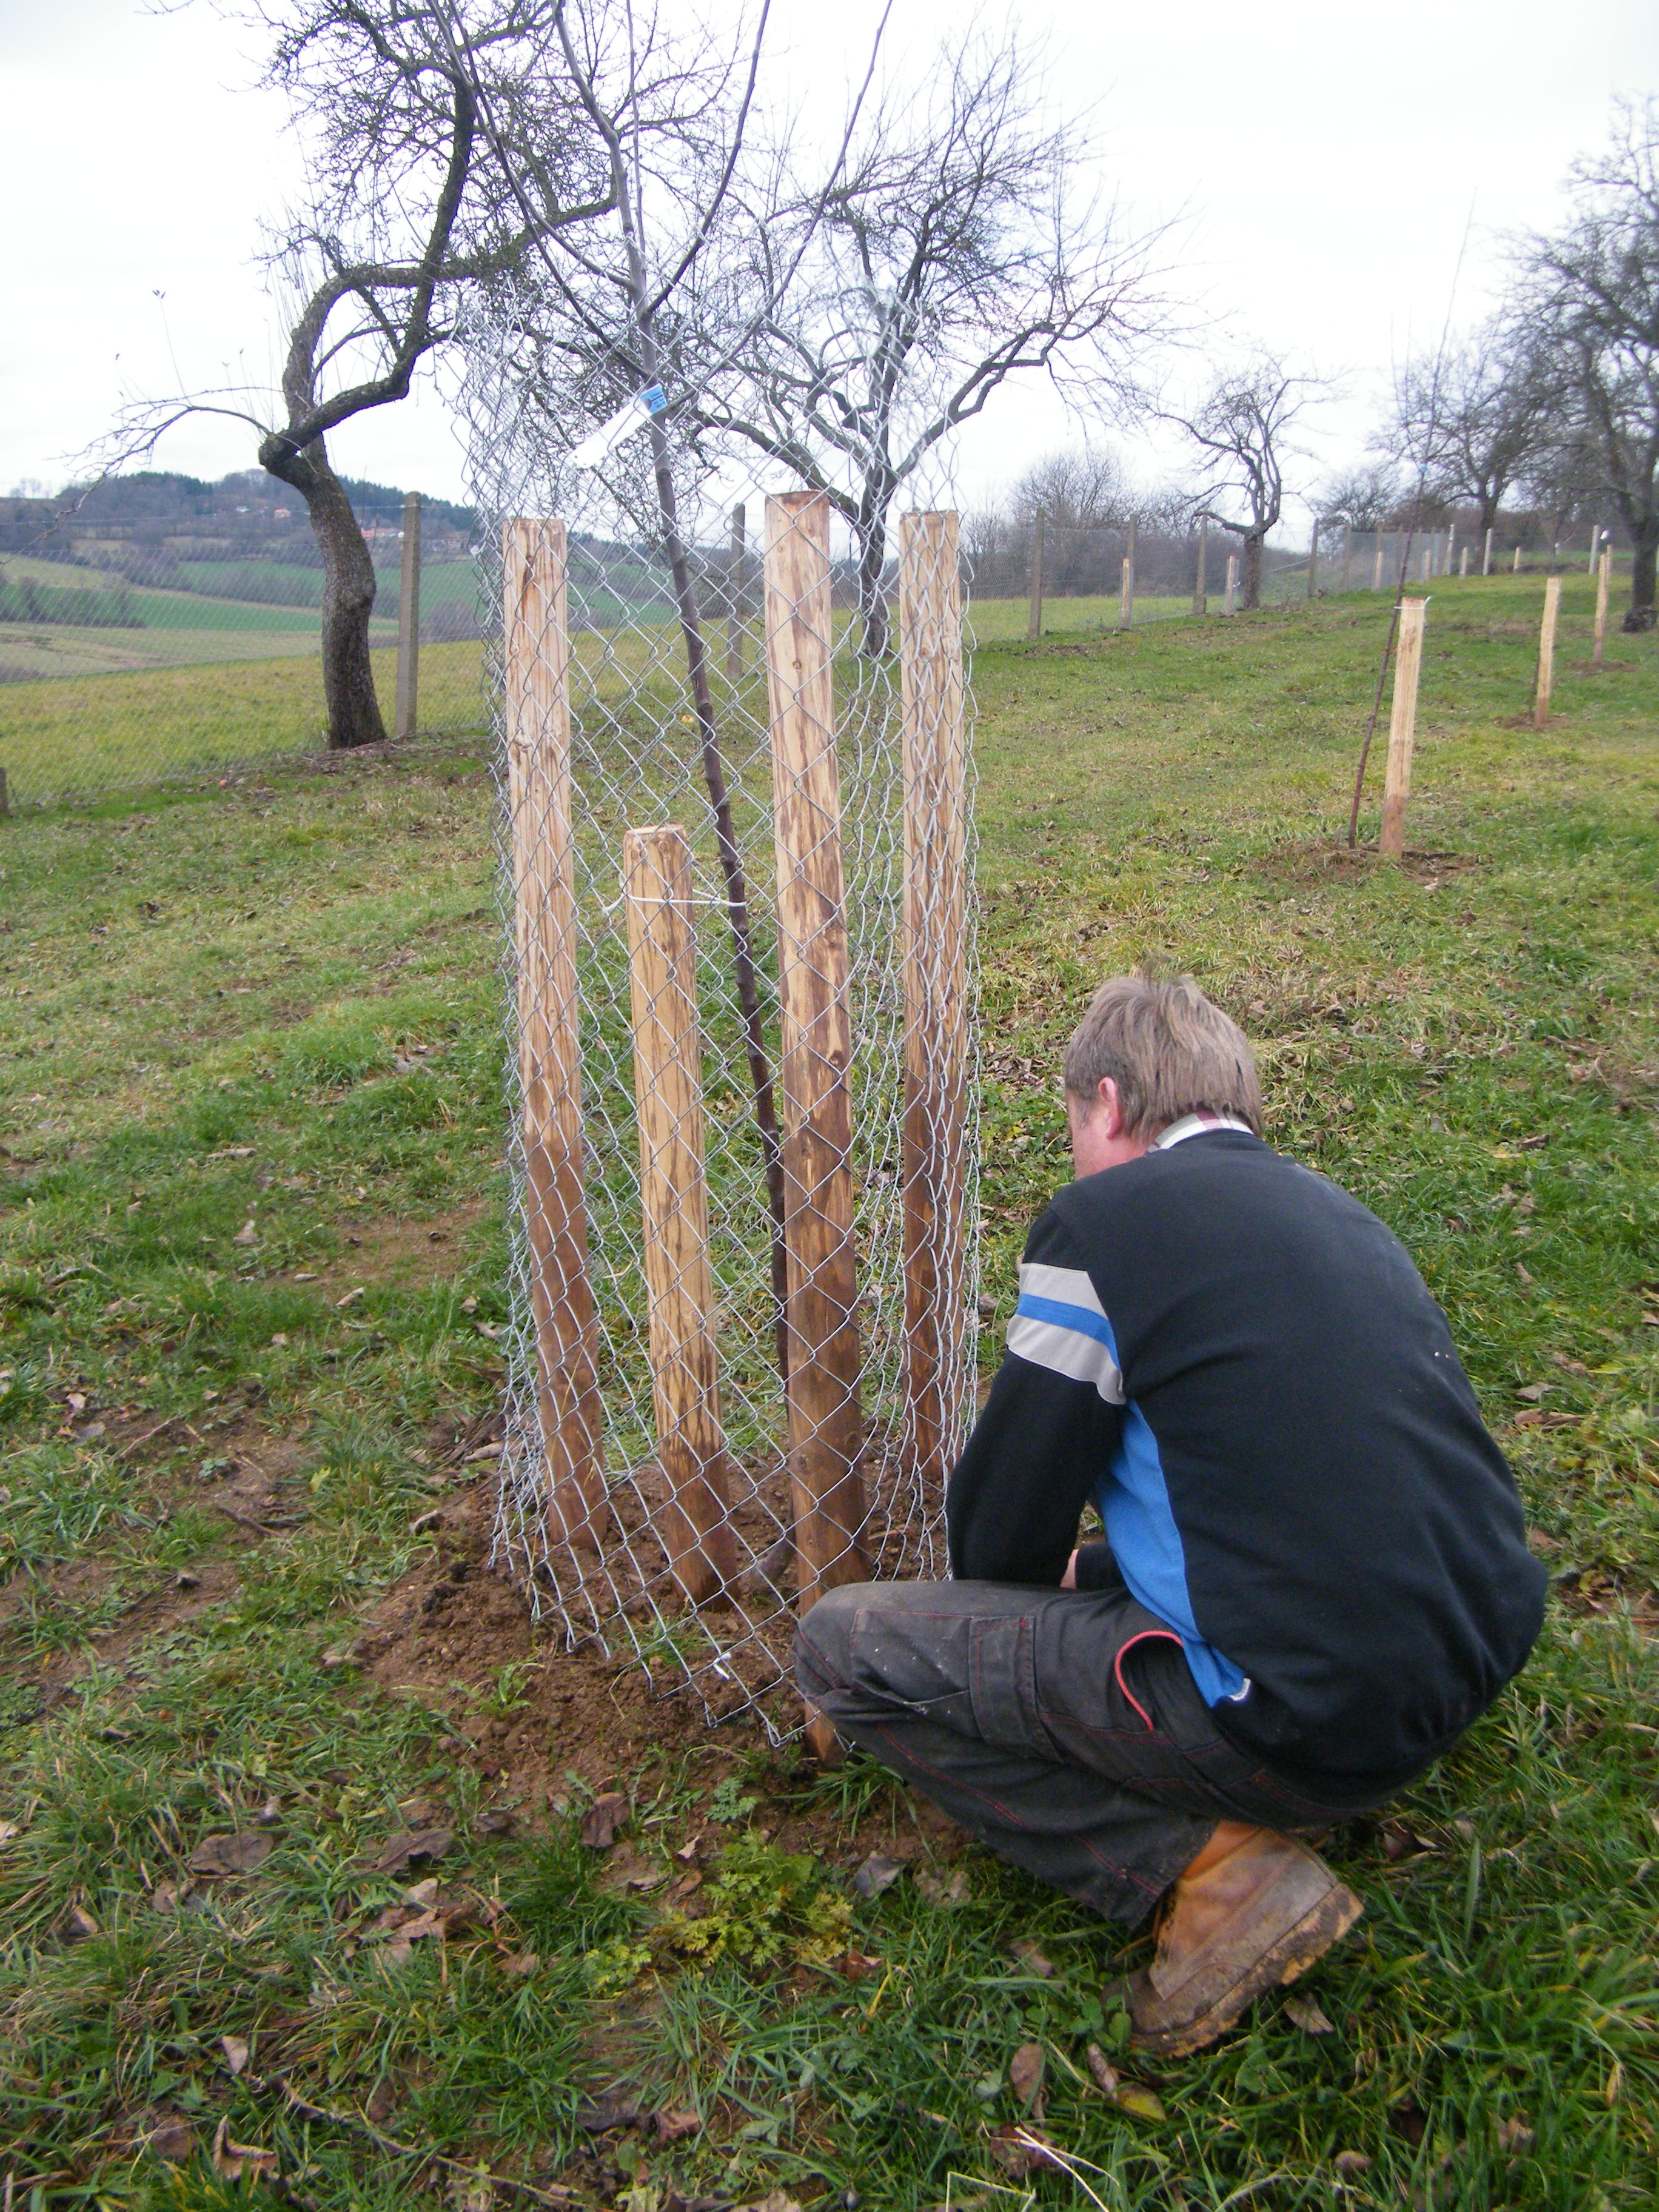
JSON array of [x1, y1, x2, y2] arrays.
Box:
[[2, 571, 1656, 2210]]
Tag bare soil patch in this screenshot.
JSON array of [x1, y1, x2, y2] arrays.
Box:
[[1256, 837, 1480, 888]]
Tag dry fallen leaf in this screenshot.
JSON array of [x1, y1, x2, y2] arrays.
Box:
[[1009, 1937, 1053, 1977], [475, 1806, 516, 1836], [737, 2194, 806, 2212], [211, 2115, 279, 2184], [654, 2105, 702, 2145], [502, 1948, 540, 1977], [1284, 1994, 1335, 2035], [190, 1830, 274, 1877], [580, 1792, 631, 1849], [404, 1877, 441, 1909], [0, 1818, 24, 1845], [370, 1825, 454, 1873], [674, 1833, 703, 1862], [840, 1949, 883, 1982], [913, 1866, 970, 1908], [1085, 2043, 1119, 2098], [62, 1902, 101, 1941], [220, 2033, 250, 2076], [1009, 2041, 1045, 2120], [1379, 1820, 1436, 1862], [232, 1221, 258, 1247], [146, 2113, 195, 2164], [853, 1852, 906, 1899], [1332, 2150, 1372, 2179], [1495, 2116, 1535, 2157], [987, 2123, 1064, 2177], [1114, 2082, 1168, 2123]]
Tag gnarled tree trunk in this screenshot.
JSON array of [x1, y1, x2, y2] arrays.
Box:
[[1623, 521, 1658, 631], [1242, 528, 1266, 611], [856, 510, 891, 659], [259, 432, 386, 748]]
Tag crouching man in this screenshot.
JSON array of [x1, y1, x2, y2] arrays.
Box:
[[796, 973, 1545, 2056]]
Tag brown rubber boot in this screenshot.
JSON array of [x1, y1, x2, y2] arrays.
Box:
[[1124, 1828, 1362, 2057]]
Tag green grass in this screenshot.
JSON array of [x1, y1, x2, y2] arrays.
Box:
[[2, 571, 1657, 2208]]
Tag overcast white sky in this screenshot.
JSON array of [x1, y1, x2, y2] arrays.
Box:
[[5, 0, 1657, 536]]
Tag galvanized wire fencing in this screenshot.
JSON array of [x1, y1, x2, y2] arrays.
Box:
[[0, 478, 488, 810], [468, 431, 980, 1737]]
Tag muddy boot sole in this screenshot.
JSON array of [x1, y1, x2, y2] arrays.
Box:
[[1124, 1880, 1363, 2059]]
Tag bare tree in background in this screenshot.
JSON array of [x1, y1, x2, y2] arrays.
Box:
[[1316, 461, 1404, 533], [1173, 355, 1322, 609], [1384, 322, 1550, 540], [1518, 98, 1659, 628], [686, 33, 1164, 655], [113, 0, 613, 747], [1011, 447, 1131, 528]]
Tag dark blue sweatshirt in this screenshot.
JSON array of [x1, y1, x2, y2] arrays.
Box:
[[945, 1122, 1546, 1800]]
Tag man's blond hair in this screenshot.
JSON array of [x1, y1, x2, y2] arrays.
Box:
[[1064, 971, 1262, 1139]]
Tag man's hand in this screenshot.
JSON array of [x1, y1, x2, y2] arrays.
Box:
[[1061, 1550, 1079, 1590]]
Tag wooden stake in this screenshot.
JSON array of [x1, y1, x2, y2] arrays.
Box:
[[1027, 513, 1045, 640], [1460, 546, 1470, 577], [1513, 545, 1523, 574], [896, 512, 970, 1505], [1483, 526, 1493, 576], [395, 490, 421, 740], [1445, 524, 1456, 577], [623, 825, 736, 1606], [1420, 546, 1432, 583], [762, 489, 871, 1623], [504, 518, 609, 1560], [1340, 521, 1352, 591], [1224, 554, 1238, 616], [1119, 554, 1133, 629], [1534, 574, 1561, 728], [1594, 547, 1611, 669], [726, 504, 746, 683], [1306, 520, 1319, 598], [1589, 526, 1601, 577], [1379, 597, 1426, 860], [1373, 534, 1385, 591], [1192, 518, 1207, 615]]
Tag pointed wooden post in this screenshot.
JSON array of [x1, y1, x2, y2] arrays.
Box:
[[504, 518, 610, 1563], [1379, 597, 1426, 860], [1027, 514, 1045, 640], [623, 826, 737, 1607], [1534, 575, 1561, 728], [1513, 545, 1523, 574], [1420, 545, 1432, 583], [1589, 526, 1601, 577], [1483, 526, 1494, 576], [1593, 547, 1611, 669], [1460, 546, 1470, 577], [1445, 524, 1456, 577], [1119, 522, 1136, 629], [763, 491, 871, 1694], [896, 512, 971, 1507], [1340, 521, 1352, 590], [1306, 520, 1319, 598], [1192, 518, 1208, 615], [726, 504, 746, 683], [395, 491, 421, 739], [1373, 533, 1386, 590]]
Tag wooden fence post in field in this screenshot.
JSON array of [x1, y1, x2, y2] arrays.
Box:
[[1589, 526, 1601, 577], [623, 825, 736, 1606], [1446, 524, 1456, 576], [1341, 521, 1352, 590], [1594, 547, 1611, 668], [1373, 534, 1386, 590], [1513, 545, 1523, 574], [1306, 521, 1318, 598], [896, 512, 971, 1506], [1028, 513, 1045, 640], [1192, 518, 1208, 615], [1120, 554, 1133, 629], [763, 492, 871, 1705], [1379, 596, 1427, 860], [1224, 553, 1239, 615], [1460, 546, 1470, 577], [726, 503, 746, 683], [1420, 546, 1432, 583], [1534, 575, 1561, 727], [1483, 526, 1494, 576], [395, 489, 421, 740], [504, 518, 610, 1562]]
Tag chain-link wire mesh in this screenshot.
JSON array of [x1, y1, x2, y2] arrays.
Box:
[[0, 479, 487, 809], [464, 367, 980, 1738]]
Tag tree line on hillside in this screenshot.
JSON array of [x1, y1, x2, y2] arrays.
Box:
[[93, 0, 1659, 743]]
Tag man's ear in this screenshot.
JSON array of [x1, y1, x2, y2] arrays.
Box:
[[1098, 1076, 1125, 1139]]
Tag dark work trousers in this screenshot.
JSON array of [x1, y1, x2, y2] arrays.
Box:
[[794, 1574, 1386, 1926]]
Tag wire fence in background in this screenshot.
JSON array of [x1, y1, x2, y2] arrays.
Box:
[[0, 474, 490, 811], [463, 360, 980, 1740]]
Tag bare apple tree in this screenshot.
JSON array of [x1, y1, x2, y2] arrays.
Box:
[[1172, 354, 1323, 611], [1384, 321, 1550, 541], [685, 32, 1165, 657], [1518, 97, 1659, 629], [112, 0, 615, 747]]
